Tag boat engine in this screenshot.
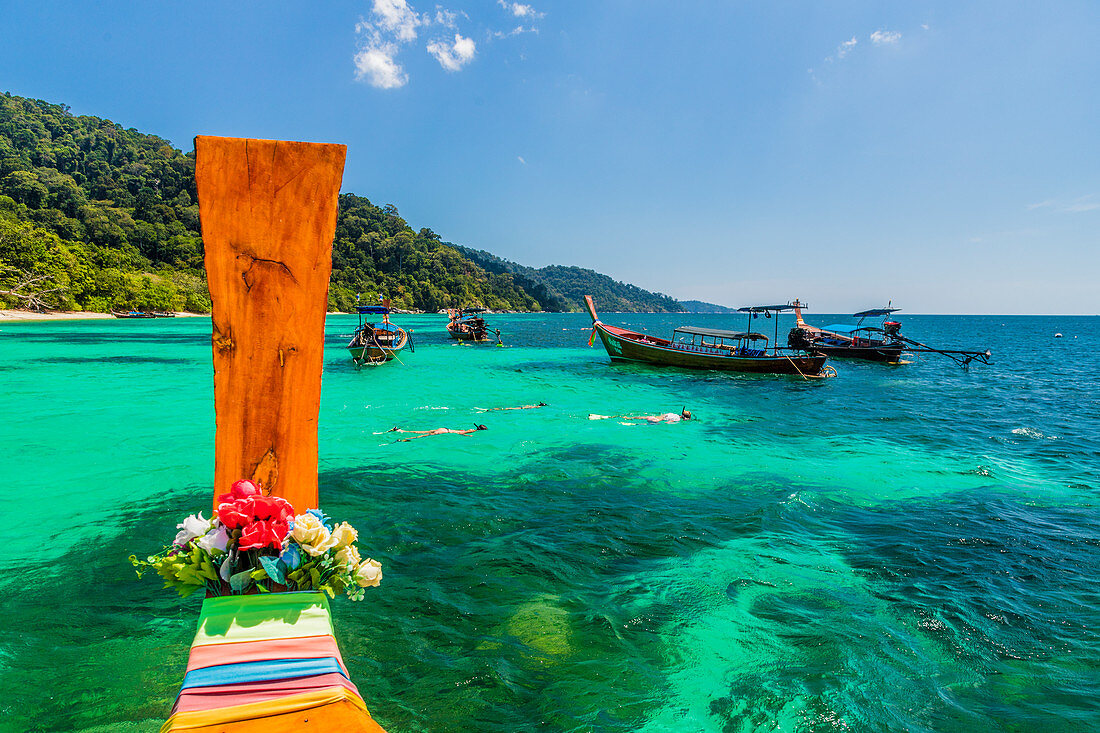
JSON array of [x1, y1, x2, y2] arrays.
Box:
[[883, 321, 902, 341], [788, 327, 815, 350]]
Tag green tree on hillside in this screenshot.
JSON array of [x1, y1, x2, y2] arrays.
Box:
[[0, 91, 687, 314]]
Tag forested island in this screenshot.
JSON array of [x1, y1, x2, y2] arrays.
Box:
[[0, 92, 692, 314]]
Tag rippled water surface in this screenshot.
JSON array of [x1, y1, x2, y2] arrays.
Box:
[[1, 313, 1098, 732]]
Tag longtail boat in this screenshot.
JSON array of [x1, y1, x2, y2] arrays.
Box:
[[113, 310, 177, 318], [585, 296, 830, 376], [347, 299, 412, 366], [158, 136, 387, 732], [787, 301, 992, 368], [446, 306, 501, 343]]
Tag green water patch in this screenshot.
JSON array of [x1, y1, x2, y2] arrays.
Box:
[[635, 492, 1100, 733], [28, 356, 194, 365], [314, 457, 821, 731], [2, 456, 1099, 732], [0, 328, 209, 347], [2, 314, 1099, 731], [0, 489, 204, 732]]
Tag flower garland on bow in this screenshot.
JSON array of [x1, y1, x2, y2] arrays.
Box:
[[132, 479, 382, 600]]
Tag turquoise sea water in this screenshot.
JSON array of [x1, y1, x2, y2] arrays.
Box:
[[1, 312, 1098, 732]]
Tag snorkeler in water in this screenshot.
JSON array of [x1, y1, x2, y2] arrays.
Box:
[[479, 402, 548, 411], [588, 408, 693, 424], [380, 425, 489, 442]]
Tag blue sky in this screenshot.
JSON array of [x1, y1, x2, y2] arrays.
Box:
[[2, 1, 1097, 313]]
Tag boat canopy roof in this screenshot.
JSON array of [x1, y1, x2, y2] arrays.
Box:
[[822, 323, 883, 334], [675, 326, 768, 341], [737, 303, 801, 313], [459, 306, 487, 313], [356, 305, 390, 314], [853, 307, 901, 317]]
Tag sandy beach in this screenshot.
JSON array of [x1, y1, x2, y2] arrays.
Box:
[[0, 310, 207, 322]]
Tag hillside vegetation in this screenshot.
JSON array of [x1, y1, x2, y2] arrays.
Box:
[[0, 92, 685, 313], [679, 299, 738, 313], [455, 246, 684, 312]]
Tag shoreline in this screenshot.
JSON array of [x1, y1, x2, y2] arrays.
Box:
[[0, 310, 208, 322]]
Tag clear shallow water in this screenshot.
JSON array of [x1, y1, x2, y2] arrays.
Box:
[[1, 313, 1098, 732]]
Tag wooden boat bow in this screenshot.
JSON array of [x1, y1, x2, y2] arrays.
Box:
[[160, 136, 386, 732]]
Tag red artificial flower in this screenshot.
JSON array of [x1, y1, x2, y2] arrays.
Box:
[[216, 479, 262, 505], [217, 497, 256, 529], [238, 519, 290, 551], [251, 495, 294, 522]]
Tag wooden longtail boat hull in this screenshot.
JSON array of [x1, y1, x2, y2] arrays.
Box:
[[347, 328, 409, 362], [789, 304, 912, 365], [182, 135, 385, 732], [447, 324, 488, 341], [800, 342, 905, 363], [593, 322, 826, 374]]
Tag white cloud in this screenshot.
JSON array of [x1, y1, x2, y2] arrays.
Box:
[[836, 37, 857, 59], [372, 0, 424, 42], [1028, 195, 1100, 213], [870, 29, 901, 45], [354, 42, 408, 89], [355, 1, 482, 87], [494, 25, 538, 38], [498, 0, 544, 19], [1066, 199, 1100, 213], [427, 33, 476, 71], [434, 8, 458, 28]]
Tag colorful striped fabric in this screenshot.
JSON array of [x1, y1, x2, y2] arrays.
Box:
[[162, 591, 386, 732]]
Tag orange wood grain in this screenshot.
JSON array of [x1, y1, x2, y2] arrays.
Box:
[[175, 700, 388, 733], [196, 136, 346, 512]]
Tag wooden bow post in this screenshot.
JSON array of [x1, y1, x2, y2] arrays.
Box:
[[158, 136, 385, 732]]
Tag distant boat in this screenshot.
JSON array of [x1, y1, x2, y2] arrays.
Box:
[[446, 306, 501, 343], [112, 310, 177, 318], [787, 301, 992, 368], [346, 300, 412, 366], [585, 296, 830, 376], [1055, 333, 1063, 338]]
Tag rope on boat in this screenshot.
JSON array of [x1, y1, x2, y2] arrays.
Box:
[[784, 354, 809, 381], [783, 355, 838, 380], [353, 328, 413, 369]]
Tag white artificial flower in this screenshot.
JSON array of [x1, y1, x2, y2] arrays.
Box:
[[292, 513, 338, 556], [336, 544, 361, 569], [174, 512, 211, 547], [354, 558, 383, 587], [196, 524, 230, 554], [331, 521, 358, 550]]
